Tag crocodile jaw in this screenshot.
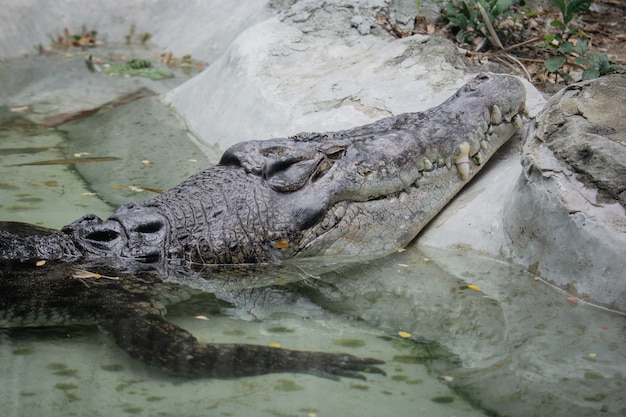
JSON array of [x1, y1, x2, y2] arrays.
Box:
[[292, 73, 526, 259]]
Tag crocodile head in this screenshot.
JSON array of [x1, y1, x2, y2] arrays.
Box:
[[1, 73, 525, 274]]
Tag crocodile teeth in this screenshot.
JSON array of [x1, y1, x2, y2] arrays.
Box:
[[423, 157, 433, 171], [490, 105, 502, 125], [454, 141, 471, 180], [512, 113, 523, 130]]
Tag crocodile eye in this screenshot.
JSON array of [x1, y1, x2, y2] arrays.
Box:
[[85, 229, 119, 242], [134, 220, 164, 234]]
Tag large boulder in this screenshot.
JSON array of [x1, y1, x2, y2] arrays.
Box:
[[164, 0, 544, 152], [504, 75, 626, 312]]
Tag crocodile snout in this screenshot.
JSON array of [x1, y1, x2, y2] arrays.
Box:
[[63, 204, 168, 264]]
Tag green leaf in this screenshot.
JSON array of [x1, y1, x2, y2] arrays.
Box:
[[575, 56, 589, 67], [582, 68, 600, 80], [564, 0, 592, 24], [550, 19, 566, 31], [492, 0, 513, 16], [552, 0, 566, 15], [545, 55, 567, 73], [448, 14, 469, 29], [575, 39, 587, 55], [560, 72, 574, 83], [558, 41, 575, 54]]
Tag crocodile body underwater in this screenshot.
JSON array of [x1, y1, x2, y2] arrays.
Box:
[[0, 73, 526, 379]]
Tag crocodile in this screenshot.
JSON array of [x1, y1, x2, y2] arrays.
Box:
[[0, 73, 526, 379]]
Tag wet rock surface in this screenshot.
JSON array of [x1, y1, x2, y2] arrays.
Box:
[[504, 75, 626, 312]]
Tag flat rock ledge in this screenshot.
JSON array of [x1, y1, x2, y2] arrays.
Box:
[[504, 75, 626, 312]]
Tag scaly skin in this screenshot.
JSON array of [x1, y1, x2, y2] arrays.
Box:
[[0, 73, 525, 379], [1, 73, 525, 272]]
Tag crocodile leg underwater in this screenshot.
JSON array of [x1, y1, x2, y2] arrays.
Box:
[[0, 73, 526, 379]]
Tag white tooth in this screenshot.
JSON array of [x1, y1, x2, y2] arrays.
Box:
[[454, 141, 471, 180], [491, 105, 502, 124], [513, 113, 523, 130], [456, 160, 470, 180], [423, 157, 433, 171]]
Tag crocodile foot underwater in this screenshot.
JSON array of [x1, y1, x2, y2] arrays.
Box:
[[0, 73, 526, 379]]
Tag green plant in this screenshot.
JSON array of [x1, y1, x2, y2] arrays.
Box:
[[442, 0, 517, 44], [544, 0, 624, 82]]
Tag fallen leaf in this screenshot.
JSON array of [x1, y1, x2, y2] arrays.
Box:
[[35, 260, 46, 267], [268, 342, 281, 348], [566, 296, 580, 304], [398, 331, 411, 339], [9, 156, 121, 167], [467, 284, 482, 291], [10, 106, 30, 112]]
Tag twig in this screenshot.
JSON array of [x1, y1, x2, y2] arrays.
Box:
[[504, 53, 532, 81], [477, 3, 504, 50], [496, 36, 545, 54]]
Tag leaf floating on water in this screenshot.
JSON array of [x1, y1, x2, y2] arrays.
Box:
[[133, 185, 164, 194], [70, 268, 118, 280], [0, 147, 52, 156], [111, 184, 164, 194], [566, 296, 580, 304], [9, 156, 121, 166], [268, 342, 281, 348], [44, 181, 62, 187], [467, 284, 482, 291], [195, 315, 209, 321], [10, 106, 31, 112], [43, 108, 101, 127], [398, 331, 411, 339]]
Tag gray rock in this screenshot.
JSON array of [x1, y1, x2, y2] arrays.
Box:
[[165, 0, 541, 154], [504, 75, 626, 312], [350, 15, 377, 35]]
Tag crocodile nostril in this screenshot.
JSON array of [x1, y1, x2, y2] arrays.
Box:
[[85, 229, 120, 242], [134, 221, 164, 234]]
